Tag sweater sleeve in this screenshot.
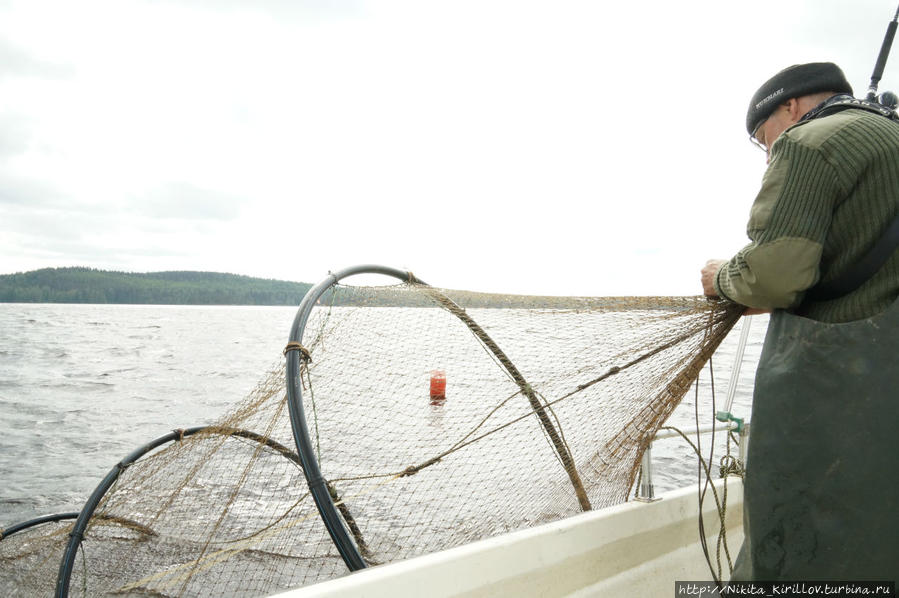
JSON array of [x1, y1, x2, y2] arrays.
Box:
[[714, 134, 841, 309]]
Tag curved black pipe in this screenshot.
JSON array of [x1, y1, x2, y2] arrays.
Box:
[[1, 512, 80, 541], [55, 425, 305, 598], [2, 512, 158, 543], [285, 265, 420, 572]]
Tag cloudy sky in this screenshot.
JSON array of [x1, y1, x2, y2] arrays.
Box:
[[1, 0, 896, 295]]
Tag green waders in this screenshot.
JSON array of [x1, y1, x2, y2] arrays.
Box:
[[730, 299, 899, 581]]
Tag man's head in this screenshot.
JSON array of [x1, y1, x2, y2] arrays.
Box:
[[751, 92, 837, 158], [745, 62, 853, 149]]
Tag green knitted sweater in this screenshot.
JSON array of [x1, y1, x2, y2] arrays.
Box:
[[715, 107, 899, 323]]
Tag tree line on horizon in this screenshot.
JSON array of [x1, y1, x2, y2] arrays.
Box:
[[0, 267, 613, 309], [0, 267, 314, 305]]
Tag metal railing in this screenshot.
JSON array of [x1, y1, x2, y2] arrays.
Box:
[[635, 421, 750, 502], [635, 315, 756, 501]]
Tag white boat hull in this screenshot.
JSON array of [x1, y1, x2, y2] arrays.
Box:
[[272, 478, 744, 598]]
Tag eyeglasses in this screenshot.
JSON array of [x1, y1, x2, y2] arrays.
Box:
[[749, 119, 768, 152]]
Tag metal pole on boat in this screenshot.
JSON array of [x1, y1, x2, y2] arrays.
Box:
[[723, 315, 751, 416], [636, 444, 658, 502], [715, 315, 751, 439], [739, 422, 750, 465]]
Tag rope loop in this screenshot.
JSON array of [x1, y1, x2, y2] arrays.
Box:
[[283, 342, 312, 363], [719, 454, 744, 478]]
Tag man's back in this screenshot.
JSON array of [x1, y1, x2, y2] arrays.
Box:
[[783, 108, 899, 321]]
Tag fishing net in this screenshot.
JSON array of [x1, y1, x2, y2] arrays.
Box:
[[0, 277, 741, 597]]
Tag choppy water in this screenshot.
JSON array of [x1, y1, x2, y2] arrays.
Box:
[[0, 302, 766, 530]]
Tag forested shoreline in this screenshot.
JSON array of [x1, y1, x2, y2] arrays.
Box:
[[0, 267, 640, 308], [0, 267, 313, 305]]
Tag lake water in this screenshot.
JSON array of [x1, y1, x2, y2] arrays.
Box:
[[0, 302, 766, 531]]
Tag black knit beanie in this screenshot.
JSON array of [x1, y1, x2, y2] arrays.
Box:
[[745, 62, 853, 135]]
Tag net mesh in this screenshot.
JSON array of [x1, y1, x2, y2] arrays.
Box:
[[0, 282, 741, 597]]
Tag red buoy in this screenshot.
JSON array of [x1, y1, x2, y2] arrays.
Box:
[[429, 370, 446, 404]]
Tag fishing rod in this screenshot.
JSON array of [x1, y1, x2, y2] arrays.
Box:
[[866, 3, 899, 108]]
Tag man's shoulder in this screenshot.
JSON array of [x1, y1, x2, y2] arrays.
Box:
[[785, 110, 885, 147], [785, 109, 878, 149]]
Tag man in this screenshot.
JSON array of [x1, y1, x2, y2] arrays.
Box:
[[702, 62, 899, 581]]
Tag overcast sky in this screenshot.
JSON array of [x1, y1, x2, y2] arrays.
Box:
[[1, 0, 896, 295]]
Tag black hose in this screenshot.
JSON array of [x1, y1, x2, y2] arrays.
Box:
[[284, 265, 414, 572], [54, 425, 306, 598], [1, 512, 79, 541]]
